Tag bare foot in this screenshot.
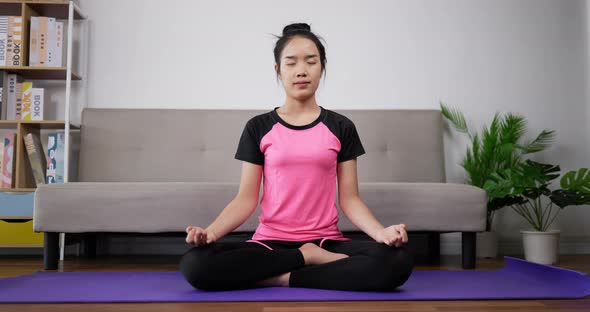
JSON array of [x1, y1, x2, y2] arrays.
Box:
[[299, 243, 349, 266], [257, 272, 291, 287]]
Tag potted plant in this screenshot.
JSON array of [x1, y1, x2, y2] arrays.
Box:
[[484, 159, 590, 264], [440, 102, 555, 258]]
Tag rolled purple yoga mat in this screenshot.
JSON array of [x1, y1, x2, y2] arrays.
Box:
[[0, 257, 589, 303]]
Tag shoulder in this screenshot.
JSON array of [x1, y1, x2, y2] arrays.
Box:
[[244, 110, 276, 129], [240, 110, 278, 141], [323, 108, 359, 132]]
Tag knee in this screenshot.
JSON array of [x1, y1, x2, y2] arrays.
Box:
[[179, 247, 217, 290], [370, 246, 414, 291]]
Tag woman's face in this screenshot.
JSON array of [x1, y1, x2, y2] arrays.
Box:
[[275, 36, 323, 101]]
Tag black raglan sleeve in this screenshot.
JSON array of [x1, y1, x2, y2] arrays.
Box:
[[234, 119, 265, 165], [337, 119, 366, 163]]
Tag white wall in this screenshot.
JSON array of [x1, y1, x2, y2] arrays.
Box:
[[75, 0, 590, 255]]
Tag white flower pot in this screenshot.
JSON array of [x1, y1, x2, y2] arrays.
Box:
[[521, 230, 560, 265], [476, 231, 498, 258]]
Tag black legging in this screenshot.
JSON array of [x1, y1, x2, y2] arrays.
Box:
[[179, 239, 414, 291]]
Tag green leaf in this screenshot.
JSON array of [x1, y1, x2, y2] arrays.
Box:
[[488, 195, 526, 211], [522, 130, 555, 154], [560, 168, 590, 193], [440, 102, 469, 135], [519, 160, 560, 186], [549, 189, 590, 208]]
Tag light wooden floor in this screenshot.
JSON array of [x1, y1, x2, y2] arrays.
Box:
[[0, 254, 589, 312]]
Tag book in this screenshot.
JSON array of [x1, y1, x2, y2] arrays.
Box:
[[0, 73, 3, 120], [46, 17, 56, 66], [6, 16, 22, 66], [15, 80, 22, 120], [46, 132, 64, 184], [21, 81, 33, 120], [31, 87, 44, 120], [55, 21, 64, 67], [38, 17, 47, 66], [29, 16, 38, 66], [2, 133, 15, 188], [0, 134, 4, 180], [2, 72, 23, 120], [30, 16, 64, 67], [0, 17, 7, 66], [24, 132, 47, 185]]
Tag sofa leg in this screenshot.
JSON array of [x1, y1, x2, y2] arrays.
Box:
[[44, 232, 60, 270], [427, 232, 440, 265], [462, 232, 476, 269]]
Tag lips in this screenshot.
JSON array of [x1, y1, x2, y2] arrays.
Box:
[[294, 81, 310, 85]]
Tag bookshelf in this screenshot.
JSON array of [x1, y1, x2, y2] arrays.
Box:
[[0, 0, 87, 252], [0, 66, 81, 80]]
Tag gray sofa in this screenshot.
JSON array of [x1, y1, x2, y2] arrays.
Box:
[[33, 108, 487, 270]]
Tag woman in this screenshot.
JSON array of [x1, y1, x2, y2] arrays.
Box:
[[180, 23, 414, 291]]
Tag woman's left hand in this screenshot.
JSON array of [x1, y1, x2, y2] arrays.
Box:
[[375, 224, 408, 247]]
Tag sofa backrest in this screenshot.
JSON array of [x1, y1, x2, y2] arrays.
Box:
[[78, 108, 445, 183]]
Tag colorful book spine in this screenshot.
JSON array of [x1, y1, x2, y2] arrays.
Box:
[[7, 16, 22, 66], [31, 87, 44, 120], [46, 133, 64, 184], [24, 133, 47, 185], [6, 73, 17, 120], [0, 134, 4, 180], [21, 81, 33, 120], [38, 17, 47, 66], [55, 21, 63, 67], [15, 81, 23, 120], [46, 17, 55, 66], [0, 17, 8, 66], [2, 133, 15, 188], [29, 16, 39, 66]]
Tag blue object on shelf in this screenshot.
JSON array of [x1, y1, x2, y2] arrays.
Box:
[[0, 192, 35, 216]]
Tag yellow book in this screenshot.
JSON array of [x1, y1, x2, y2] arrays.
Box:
[[21, 81, 33, 120]]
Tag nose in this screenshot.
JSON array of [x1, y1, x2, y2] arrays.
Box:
[[297, 71, 307, 78]]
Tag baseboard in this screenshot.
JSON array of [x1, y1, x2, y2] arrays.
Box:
[[0, 244, 79, 256], [1, 235, 588, 256], [440, 234, 590, 255]]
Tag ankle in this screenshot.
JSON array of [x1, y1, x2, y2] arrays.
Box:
[[258, 272, 290, 287], [299, 243, 317, 265]]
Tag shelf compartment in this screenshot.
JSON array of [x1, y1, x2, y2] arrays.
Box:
[[0, 1, 85, 20], [0, 188, 36, 192], [0, 120, 81, 130]]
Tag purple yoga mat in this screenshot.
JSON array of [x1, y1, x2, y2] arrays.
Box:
[[0, 257, 589, 303]]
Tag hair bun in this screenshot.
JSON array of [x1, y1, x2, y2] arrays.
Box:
[[283, 23, 311, 35]]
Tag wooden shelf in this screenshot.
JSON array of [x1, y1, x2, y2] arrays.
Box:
[[0, 120, 80, 129], [0, 188, 36, 192], [0, 66, 81, 80], [0, 1, 85, 20], [0, 120, 18, 129]]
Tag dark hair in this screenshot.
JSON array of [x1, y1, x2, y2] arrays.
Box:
[[273, 23, 327, 80]]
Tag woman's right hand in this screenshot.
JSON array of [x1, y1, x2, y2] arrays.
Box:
[[185, 226, 217, 246]]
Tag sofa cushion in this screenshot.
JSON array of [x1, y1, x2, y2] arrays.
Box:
[[34, 182, 485, 233], [77, 108, 445, 184]]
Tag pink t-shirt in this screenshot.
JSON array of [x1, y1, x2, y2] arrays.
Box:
[[234, 106, 365, 242]]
